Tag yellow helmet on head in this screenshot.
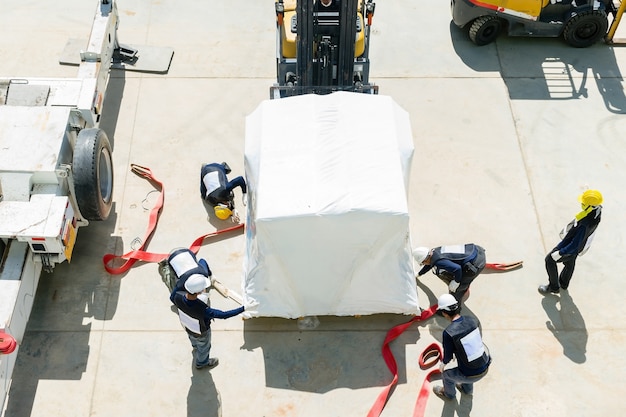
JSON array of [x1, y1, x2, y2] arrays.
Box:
[[214, 204, 233, 220], [578, 189, 603, 207]]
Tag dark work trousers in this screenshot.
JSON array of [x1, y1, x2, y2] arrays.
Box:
[[545, 251, 578, 290]]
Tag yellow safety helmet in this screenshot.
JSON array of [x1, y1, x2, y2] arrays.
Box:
[[578, 189, 603, 207], [214, 204, 233, 220]]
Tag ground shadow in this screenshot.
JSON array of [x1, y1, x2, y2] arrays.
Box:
[[99, 69, 125, 150], [187, 368, 221, 417], [541, 290, 588, 363], [241, 313, 423, 393], [5, 204, 120, 415], [450, 21, 626, 113]]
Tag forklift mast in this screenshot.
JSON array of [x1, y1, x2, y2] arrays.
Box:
[[272, 0, 377, 98]]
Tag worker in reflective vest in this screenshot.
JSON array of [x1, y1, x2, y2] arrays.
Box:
[[170, 275, 245, 370], [413, 243, 486, 302], [432, 294, 491, 401], [167, 248, 212, 293], [200, 162, 247, 221], [539, 189, 602, 295]]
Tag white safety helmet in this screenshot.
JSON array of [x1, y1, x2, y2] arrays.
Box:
[[184, 274, 211, 294], [437, 293, 459, 312], [412, 247, 430, 265]]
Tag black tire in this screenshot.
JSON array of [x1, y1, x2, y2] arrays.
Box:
[[469, 16, 502, 46], [73, 128, 114, 221], [563, 10, 608, 48]]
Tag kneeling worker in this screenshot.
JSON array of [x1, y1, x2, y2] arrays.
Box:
[[432, 294, 491, 400], [200, 162, 247, 222], [413, 243, 486, 302]]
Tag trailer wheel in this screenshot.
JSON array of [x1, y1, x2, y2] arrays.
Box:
[[469, 16, 502, 46], [73, 128, 114, 221], [563, 10, 608, 48]]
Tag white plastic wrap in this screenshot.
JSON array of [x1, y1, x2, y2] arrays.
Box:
[[243, 92, 418, 318]]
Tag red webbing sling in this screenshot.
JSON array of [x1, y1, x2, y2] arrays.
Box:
[[0, 332, 17, 355], [367, 304, 440, 417], [102, 164, 244, 275], [485, 261, 523, 271]]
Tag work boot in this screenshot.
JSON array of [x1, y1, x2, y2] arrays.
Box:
[[432, 386, 454, 400], [538, 284, 559, 295], [195, 357, 219, 370]]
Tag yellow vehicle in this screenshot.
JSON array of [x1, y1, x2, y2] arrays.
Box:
[[273, 0, 377, 98], [451, 0, 619, 47]]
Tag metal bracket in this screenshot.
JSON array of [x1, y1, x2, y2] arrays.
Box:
[[56, 164, 89, 228]]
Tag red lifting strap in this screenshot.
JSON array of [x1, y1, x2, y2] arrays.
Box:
[[367, 304, 440, 417], [485, 261, 523, 271], [0, 332, 17, 355], [413, 343, 443, 417], [102, 164, 244, 275]]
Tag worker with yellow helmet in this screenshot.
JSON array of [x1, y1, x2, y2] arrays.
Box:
[[200, 162, 247, 222], [539, 189, 603, 295]]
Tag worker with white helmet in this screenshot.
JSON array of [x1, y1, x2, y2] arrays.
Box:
[[432, 293, 491, 401], [539, 189, 603, 295], [170, 274, 246, 370], [200, 162, 247, 222], [413, 243, 486, 302]]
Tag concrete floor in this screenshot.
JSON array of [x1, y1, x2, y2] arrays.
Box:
[[2, 0, 626, 416]]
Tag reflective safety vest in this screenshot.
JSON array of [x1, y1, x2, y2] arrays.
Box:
[[445, 316, 491, 376], [430, 243, 486, 281]]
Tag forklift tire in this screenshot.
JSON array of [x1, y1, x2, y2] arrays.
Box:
[[469, 16, 502, 46], [73, 128, 114, 221], [563, 10, 608, 48]]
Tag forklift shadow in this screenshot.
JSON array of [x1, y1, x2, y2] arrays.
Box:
[[241, 313, 426, 393], [449, 21, 626, 114], [4, 204, 120, 416]]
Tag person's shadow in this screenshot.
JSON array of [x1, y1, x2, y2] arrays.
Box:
[[541, 290, 588, 363], [439, 396, 473, 417], [187, 367, 221, 417]]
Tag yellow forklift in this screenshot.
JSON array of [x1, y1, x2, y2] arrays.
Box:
[[272, 0, 377, 98], [451, 0, 623, 47]]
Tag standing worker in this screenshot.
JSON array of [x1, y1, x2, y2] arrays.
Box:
[[170, 274, 245, 370], [432, 294, 492, 401], [538, 189, 603, 295], [200, 162, 247, 222], [413, 244, 486, 302]]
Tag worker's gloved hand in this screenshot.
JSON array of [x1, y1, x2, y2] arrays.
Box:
[[551, 251, 561, 262], [244, 300, 259, 311], [439, 362, 445, 373], [448, 280, 460, 292], [231, 209, 241, 224], [242, 193, 247, 207]]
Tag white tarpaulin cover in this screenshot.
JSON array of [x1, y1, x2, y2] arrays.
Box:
[[242, 92, 418, 318]]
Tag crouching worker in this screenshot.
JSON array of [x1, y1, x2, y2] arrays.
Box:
[[432, 294, 491, 401], [170, 274, 245, 370], [413, 243, 486, 303], [165, 248, 212, 293], [200, 162, 247, 222]]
